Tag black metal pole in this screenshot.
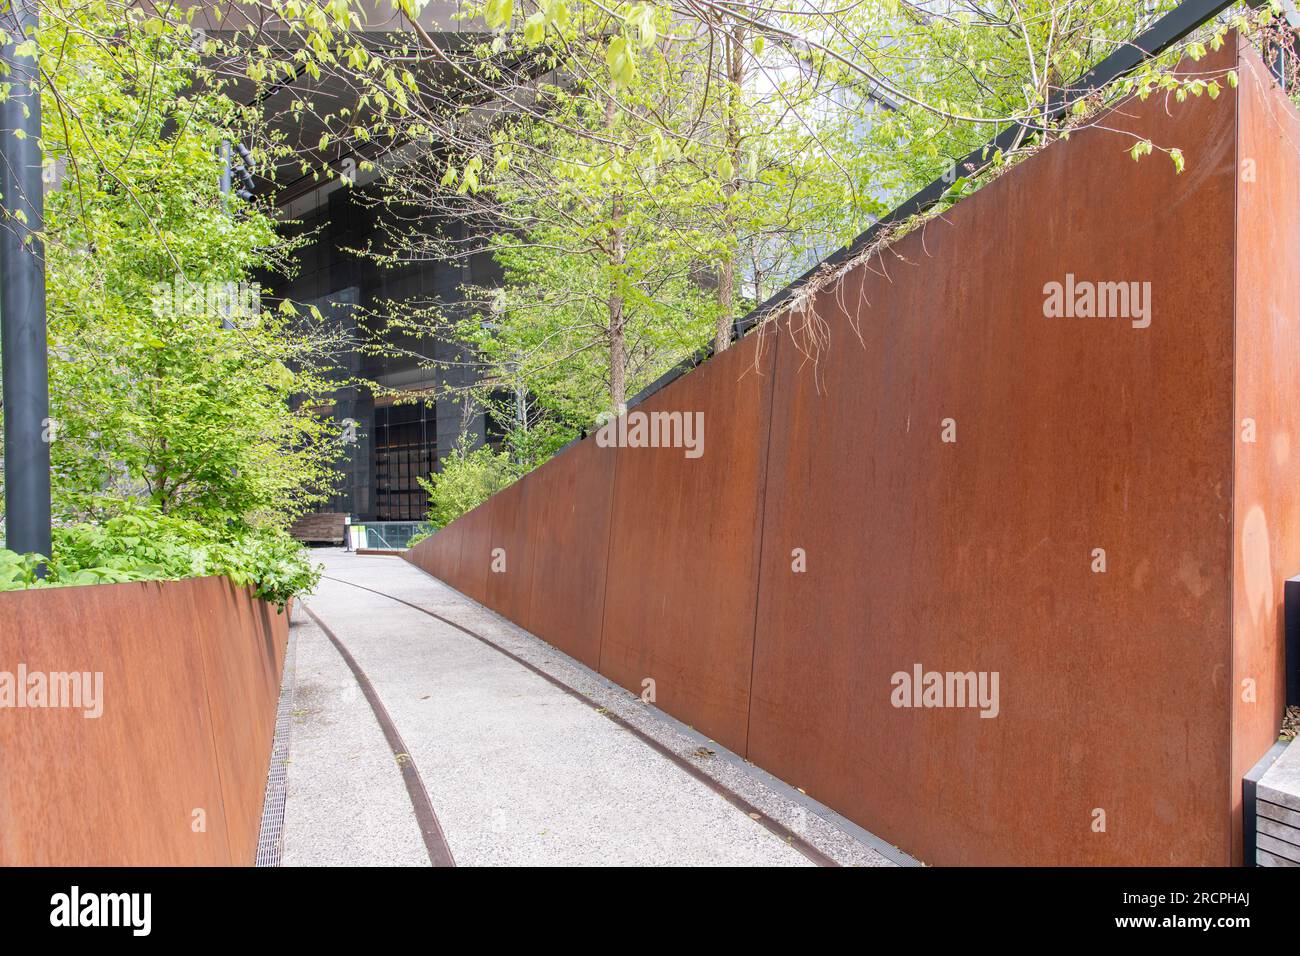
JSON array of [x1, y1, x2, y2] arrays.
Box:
[[218, 139, 235, 329], [0, 0, 51, 563], [219, 139, 231, 209]]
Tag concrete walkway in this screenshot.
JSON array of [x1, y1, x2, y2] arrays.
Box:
[[269, 549, 905, 867]]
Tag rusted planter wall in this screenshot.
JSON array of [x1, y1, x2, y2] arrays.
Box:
[[1230, 49, 1300, 865], [409, 37, 1294, 864], [0, 576, 288, 865]]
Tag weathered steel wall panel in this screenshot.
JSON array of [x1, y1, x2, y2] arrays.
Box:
[[484, 477, 538, 629], [407, 521, 447, 581], [398, 37, 1297, 865], [427, 513, 466, 588], [454, 498, 494, 605], [599, 326, 777, 754], [195, 581, 290, 864], [404, 433, 619, 669], [747, 42, 1241, 865], [1231, 47, 1300, 865], [0, 576, 287, 865], [523, 438, 617, 669]]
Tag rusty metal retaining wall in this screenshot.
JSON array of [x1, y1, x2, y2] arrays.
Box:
[[1230, 46, 1300, 867], [409, 36, 1295, 865], [0, 576, 288, 865]]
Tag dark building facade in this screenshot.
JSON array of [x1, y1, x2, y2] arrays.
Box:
[[272, 176, 500, 523]]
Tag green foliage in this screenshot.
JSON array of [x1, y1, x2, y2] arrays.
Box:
[[3, 0, 1262, 594], [0, 1, 359, 602], [383, 0, 1218, 464], [33, 3, 348, 529], [0, 507, 319, 608], [418, 442, 521, 529], [494, 415, 575, 469]]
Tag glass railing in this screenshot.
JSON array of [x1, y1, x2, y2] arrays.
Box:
[[347, 521, 433, 551]]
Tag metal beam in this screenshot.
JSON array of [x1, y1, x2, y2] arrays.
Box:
[[0, 0, 51, 563]]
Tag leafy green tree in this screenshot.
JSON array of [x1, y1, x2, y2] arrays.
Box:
[[25, 2, 350, 529], [363, 3, 722, 427], [357, 0, 1225, 430], [0, 0, 469, 591]]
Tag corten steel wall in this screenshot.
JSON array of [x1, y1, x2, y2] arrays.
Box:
[[456, 497, 493, 606], [484, 477, 540, 629], [195, 583, 290, 861], [408, 36, 1294, 864], [749, 46, 1240, 867], [427, 512, 464, 586], [1231, 49, 1300, 864], [0, 577, 288, 865], [409, 433, 617, 669], [521, 438, 616, 669], [600, 326, 777, 753]]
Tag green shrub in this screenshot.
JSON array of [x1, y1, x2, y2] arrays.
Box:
[[0, 508, 319, 609], [417, 442, 520, 529]]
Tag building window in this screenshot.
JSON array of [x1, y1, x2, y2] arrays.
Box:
[[373, 401, 437, 521], [484, 387, 518, 450]]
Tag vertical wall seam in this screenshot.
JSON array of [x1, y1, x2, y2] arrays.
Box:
[[193, 580, 237, 865], [488, 492, 507, 610], [743, 326, 782, 760], [522, 472, 546, 645], [595, 442, 621, 676], [1227, 33, 1241, 868], [520, 481, 539, 632], [456, 508, 473, 595]]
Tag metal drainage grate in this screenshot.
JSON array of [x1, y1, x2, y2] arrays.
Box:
[[255, 629, 298, 867]]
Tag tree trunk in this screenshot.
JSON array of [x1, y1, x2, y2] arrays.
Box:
[[714, 20, 745, 354], [610, 292, 626, 410], [606, 92, 627, 410], [716, 253, 734, 354]]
